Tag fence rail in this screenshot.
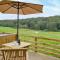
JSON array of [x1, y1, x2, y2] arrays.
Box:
[[21, 35, 60, 58]]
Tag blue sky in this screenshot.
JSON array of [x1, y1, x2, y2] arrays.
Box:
[[0, 0, 60, 20]]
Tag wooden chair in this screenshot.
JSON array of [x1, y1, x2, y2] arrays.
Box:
[[0, 48, 27, 60]]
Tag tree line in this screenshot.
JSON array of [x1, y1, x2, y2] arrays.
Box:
[[0, 16, 60, 31]]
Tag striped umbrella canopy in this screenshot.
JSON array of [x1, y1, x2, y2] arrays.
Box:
[[0, 0, 43, 44]]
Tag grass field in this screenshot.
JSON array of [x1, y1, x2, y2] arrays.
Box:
[[0, 26, 60, 39], [0, 26, 60, 58]]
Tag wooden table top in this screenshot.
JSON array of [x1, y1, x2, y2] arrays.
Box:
[[3, 41, 31, 49]]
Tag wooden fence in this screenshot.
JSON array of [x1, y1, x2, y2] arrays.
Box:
[[21, 35, 60, 58]]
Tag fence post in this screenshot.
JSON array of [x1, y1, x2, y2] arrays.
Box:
[[34, 37, 38, 52]]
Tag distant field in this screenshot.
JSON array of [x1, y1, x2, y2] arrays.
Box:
[[0, 26, 60, 39]]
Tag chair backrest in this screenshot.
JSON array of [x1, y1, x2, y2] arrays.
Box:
[[1, 48, 27, 60], [0, 33, 16, 44]]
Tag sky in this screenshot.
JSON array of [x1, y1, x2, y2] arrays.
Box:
[[0, 0, 60, 20]]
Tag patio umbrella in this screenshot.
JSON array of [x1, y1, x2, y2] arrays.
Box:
[[0, 0, 43, 45]]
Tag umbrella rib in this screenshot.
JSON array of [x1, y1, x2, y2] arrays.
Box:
[[2, 6, 12, 13], [25, 5, 42, 12], [10, 3, 27, 9], [21, 8, 25, 15]]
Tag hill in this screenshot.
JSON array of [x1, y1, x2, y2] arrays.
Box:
[[0, 16, 60, 31]]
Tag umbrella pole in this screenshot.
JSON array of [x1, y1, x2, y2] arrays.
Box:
[[16, 2, 20, 45]]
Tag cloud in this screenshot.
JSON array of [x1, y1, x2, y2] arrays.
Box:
[[43, 0, 60, 16]]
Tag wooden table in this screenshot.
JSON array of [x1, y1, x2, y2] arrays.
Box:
[[3, 41, 31, 49], [0, 41, 30, 60]]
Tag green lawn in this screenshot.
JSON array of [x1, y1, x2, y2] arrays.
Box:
[[0, 26, 60, 39]]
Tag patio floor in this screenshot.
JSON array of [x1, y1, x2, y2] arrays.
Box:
[[28, 52, 60, 60]]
